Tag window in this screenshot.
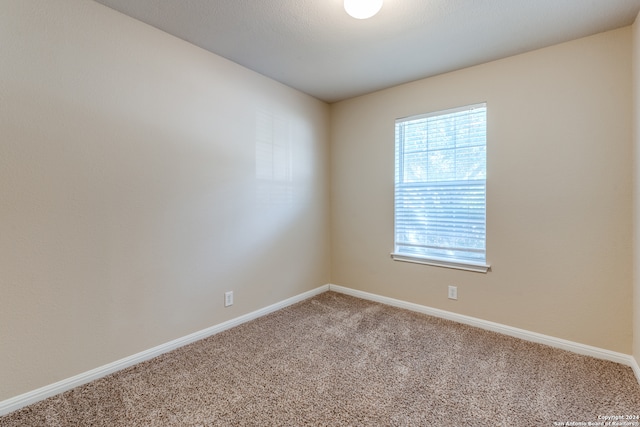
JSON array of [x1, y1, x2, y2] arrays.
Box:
[[392, 103, 489, 273]]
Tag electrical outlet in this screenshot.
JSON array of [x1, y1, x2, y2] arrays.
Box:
[[448, 286, 458, 300], [224, 291, 233, 307]]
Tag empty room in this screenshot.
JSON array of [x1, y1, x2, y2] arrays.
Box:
[[2, 0, 640, 425]]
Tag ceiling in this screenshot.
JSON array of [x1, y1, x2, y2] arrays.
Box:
[[92, 0, 640, 103]]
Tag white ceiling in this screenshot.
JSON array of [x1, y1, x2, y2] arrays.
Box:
[[92, 0, 640, 103]]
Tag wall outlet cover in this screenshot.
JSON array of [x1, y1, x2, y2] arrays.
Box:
[[224, 291, 233, 307]]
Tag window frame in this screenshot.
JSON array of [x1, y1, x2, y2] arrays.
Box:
[[391, 103, 490, 273]]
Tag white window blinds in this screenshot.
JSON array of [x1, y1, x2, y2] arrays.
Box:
[[393, 103, 488, 272]]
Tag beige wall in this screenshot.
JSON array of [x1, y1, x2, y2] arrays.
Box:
[[633, 13, 640, 368], [331, 28, 633, 353], [0, 0, 330, 400]]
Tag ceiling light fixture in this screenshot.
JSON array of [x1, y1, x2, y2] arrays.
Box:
[[344, 0, 383, 19]]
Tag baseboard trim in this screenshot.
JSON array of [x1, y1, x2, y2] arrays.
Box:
[[328, 284, 637, 370], [631, 356, 640, 385], [0, 284, 329, 417]]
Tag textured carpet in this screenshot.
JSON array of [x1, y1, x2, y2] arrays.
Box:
[[2, 291, 639, 426]]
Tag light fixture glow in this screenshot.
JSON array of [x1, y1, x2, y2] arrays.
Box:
[[344, 0, 383, 19]]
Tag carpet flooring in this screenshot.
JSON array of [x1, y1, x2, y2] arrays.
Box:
[[1, 291, 639, 426]]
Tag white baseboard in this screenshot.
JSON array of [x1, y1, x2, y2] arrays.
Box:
[[328, 284, 638, 371], [631, 356, 640, 385], [0, 284, 329, 417]]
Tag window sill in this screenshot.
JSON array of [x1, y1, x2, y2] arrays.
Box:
[[390, 253, 491, 273]]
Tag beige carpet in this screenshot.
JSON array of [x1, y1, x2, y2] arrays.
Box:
[[2, 291, 639, 426]]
